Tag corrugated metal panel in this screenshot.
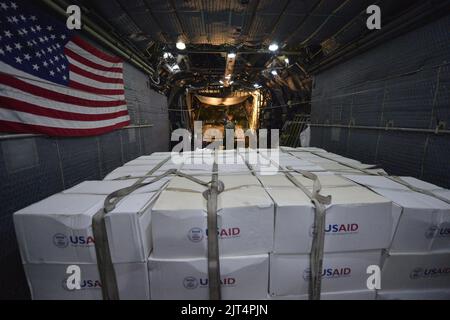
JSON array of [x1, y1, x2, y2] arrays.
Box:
[[310, 14, 450, 188], [58, 137, 102, 187], [422, 135, 450, 188], [345, 129, 379, 164], [376, 131, 427, 177]]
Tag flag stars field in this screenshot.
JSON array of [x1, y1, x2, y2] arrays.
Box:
[[0, 0, 129, 136]]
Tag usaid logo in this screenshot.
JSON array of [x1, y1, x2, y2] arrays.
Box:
[[53, 233, 69, 248], [188, 228, 204, 242], [425, 225, 450, 239], [183, 276, 199, 289], [325, 223, 359, 234], [53, 234, 95, 248], [409, 268, 423, 280], [62, 278, 101, 291], [182, 276, 236, 289], [303, 267, 352, 280], [409, 267, 450, 280], [188, 227, 241, 242], [206, 227, 241, 239], [309, 223, 359, 237]]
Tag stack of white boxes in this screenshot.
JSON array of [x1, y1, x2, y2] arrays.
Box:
[[257, 172, 393, 300], [343, 175, 450, 300], [148, 151, 274, 299], [13, 152, 175, 300], [13, 148, 450, 300]]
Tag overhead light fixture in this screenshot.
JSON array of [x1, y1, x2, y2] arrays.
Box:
[[225, 74, 231, 79], [228, 52, 236, 59], [284, 58, 289, 65], [163, 52, 173, 59], [268, 43, 279, 52], [253, 83, 261, 89], [271, 70, 278, 76], [219, 80, 224, 84], [229, 81, 234, 85], [176, 40, 186, 50]]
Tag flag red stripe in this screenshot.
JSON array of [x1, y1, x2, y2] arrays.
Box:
[[71, 36, 123, 64], [69, 80, 125, 96], [0, 74, 125, 107], [0, 97, 129, 121], [0, 119, 131, 137], [65, 49, 123, 73], [69, 64, 124, 84]]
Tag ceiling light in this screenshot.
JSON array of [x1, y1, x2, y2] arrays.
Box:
[[229, 81, 234, 85], [176, 41, 186, 50], [268, 43, 279, 52], [225, 75, 231, 79], [163, 52, 173, 59], [253, 83, 261, 88], [228, 52, 236, 59], [271, 70, 278, 76], [219, 80, 224, 84], [284, 58, 289, 65]]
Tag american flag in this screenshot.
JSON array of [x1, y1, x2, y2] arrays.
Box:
[[0, 0, 130, 136]]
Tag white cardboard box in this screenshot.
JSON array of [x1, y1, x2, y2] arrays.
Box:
[[218, 163, 250, 173], [380, 251, 450, 291], [257, 174, 393, 253], [62, 178, 170, 196], [151, 175, 274, 258], [400, 177, 450, 202], [179, 163, 213, 175], [105, 192, 159, 263], [24, 262, 149, 300], [256, 174, 314, 253], [399, 176, 444, 191], [434, 190, 450, 202], [148, 254, 269, 300], [124, 159, 165, 166], [376, 289, 450, 300], [63, 180, 136, 194], [103, 167, 152, 180], [345, 175, 450, 252], [269, 289, 376, 300], [14, 191, 160, 264], [148, 152, 172, 157], [269, 250, 382, 296], [14, 194, 105, 264]]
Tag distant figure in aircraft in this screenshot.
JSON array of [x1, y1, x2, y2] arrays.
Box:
[[223, 113, 236, 149], [224, 113, 236, 131]]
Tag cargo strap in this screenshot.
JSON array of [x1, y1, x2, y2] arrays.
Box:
[[257, 149, 332, 300], [92, 156, 170, 300], [203, 160, 224, 300], [94, 154, 225, 300], [92, 210, 119, 300], [307, 151, 450, 205], [383, 175, 450, 205], [285, 168, 331, 300], [307, 151, 380, 173]]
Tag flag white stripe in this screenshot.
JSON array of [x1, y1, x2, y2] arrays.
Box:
[[0, 84, 127, 114], [67, 56, 124, 79], [66, 42, 124, 69], [0, 62, 126, 101], [69, 71, 125, 91], [0, 108, 130, 129]]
